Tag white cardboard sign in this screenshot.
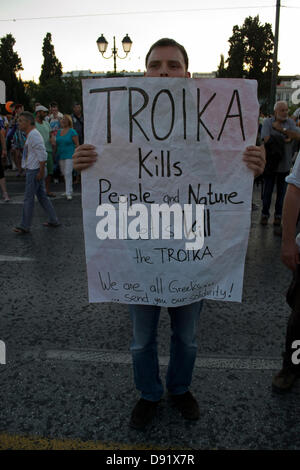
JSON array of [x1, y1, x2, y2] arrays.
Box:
[[82, 77, 259, 306]]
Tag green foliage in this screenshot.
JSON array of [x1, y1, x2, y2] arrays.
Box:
[[216, 55, 227, 78], [0, 34, 28, 104], [20, 33, 80, 113], [226, 25, 246, 78], [222, 15, 277, 106], [105, 72, 125, 77], [0, 32, 82, 113], [289, 103, 300, 115], [39, 33, 62, 85], [25, 76, 82, 114]]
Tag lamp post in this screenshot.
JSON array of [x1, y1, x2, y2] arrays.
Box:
[[96, 34, 133, 74]]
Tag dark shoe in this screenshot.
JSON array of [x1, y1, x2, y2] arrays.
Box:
[[272, 367, 299, 393], [273, 225, 282, 237], [13, 226, 29, 234], [42, 222, 61, 228], [260, 215, 268, 225], [169, 391, 200, 420], [129, 398, 159, 430], [273, 216, 281, 226]]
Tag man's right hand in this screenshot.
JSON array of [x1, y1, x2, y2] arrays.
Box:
[[281, 240, 300, 271], [73, 144, 97, 171]]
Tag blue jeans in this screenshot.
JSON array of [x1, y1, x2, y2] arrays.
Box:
[[129, 301, 203, 402], [262, 172, 288, 218], [20, 169, 59, 230]]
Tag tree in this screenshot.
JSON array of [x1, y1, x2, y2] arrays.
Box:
[[221, 16, 277, 108], [216, 54, 227, 78], [0, 34, 24, 102], [26, 76, 82, 113], [39, 33, 62, 85], [226, 25, 246, 78]]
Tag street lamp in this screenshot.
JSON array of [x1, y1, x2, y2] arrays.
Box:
[[96, 34, 133, 74]]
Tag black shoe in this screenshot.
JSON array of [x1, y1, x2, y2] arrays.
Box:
[[129, 398, 159, 430], [169, 391, 200, 420]]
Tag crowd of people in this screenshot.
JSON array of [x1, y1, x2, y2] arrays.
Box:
[[0, 100, 84, 202], [0, 37, 299, 430]]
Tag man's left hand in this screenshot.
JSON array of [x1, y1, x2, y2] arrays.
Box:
[[243, 145, 266, 177]]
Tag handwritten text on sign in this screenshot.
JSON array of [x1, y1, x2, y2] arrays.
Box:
[[82, 77, 259, 306]]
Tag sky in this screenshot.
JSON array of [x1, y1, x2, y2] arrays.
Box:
[[0, 0, 299, 82]]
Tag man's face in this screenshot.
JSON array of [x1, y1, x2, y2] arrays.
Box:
[[73, 104, 81, 115], [37, 110, 46, 121], [18, 116, 29, 132], [51, 106, 58, 115], [145, 46, 190, 78], [275, 103, 288, 122], [15, 106, 24, 116]]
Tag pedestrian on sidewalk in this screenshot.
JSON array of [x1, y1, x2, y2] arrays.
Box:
[[13, 112, 60, 234], [272, 151, 300, 392]]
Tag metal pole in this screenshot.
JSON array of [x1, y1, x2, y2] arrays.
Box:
[[270, 0, 280, 114], [113, 36, 117, 74]]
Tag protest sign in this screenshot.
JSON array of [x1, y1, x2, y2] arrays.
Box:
[[82, 77, 259, 306], [0, 80, 5, 104]]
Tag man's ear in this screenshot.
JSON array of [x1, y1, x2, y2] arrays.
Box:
[[186, 71, 191, 78]]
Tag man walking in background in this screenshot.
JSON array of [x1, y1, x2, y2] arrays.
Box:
[[13, 111, 60, 234]]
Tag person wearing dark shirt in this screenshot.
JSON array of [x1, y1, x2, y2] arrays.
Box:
[[71, 104, 84, 145]]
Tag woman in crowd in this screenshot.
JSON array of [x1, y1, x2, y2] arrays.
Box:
[[53, 114, 78, 200]]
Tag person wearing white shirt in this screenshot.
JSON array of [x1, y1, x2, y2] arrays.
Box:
[[13, 112, 60, 234]]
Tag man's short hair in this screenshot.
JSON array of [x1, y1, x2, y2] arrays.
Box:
[[145, 38, 189, 70], [274, 100, 288, 111], [20, 111, 35, 126], [50, 101, 58, 108]]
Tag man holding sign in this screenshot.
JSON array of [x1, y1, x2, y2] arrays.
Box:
[[73, 38, 265, 430]]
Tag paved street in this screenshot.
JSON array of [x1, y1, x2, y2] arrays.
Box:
[[0, 174, 299, 450]]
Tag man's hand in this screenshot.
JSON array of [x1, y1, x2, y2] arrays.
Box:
[[281, 240, 300, 271], [36, 170, 45, 181], [73, 144, 97, 171], [285, 129, 300, 141], [243, 145, 266, 177], [272, 121, 284, 133]]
